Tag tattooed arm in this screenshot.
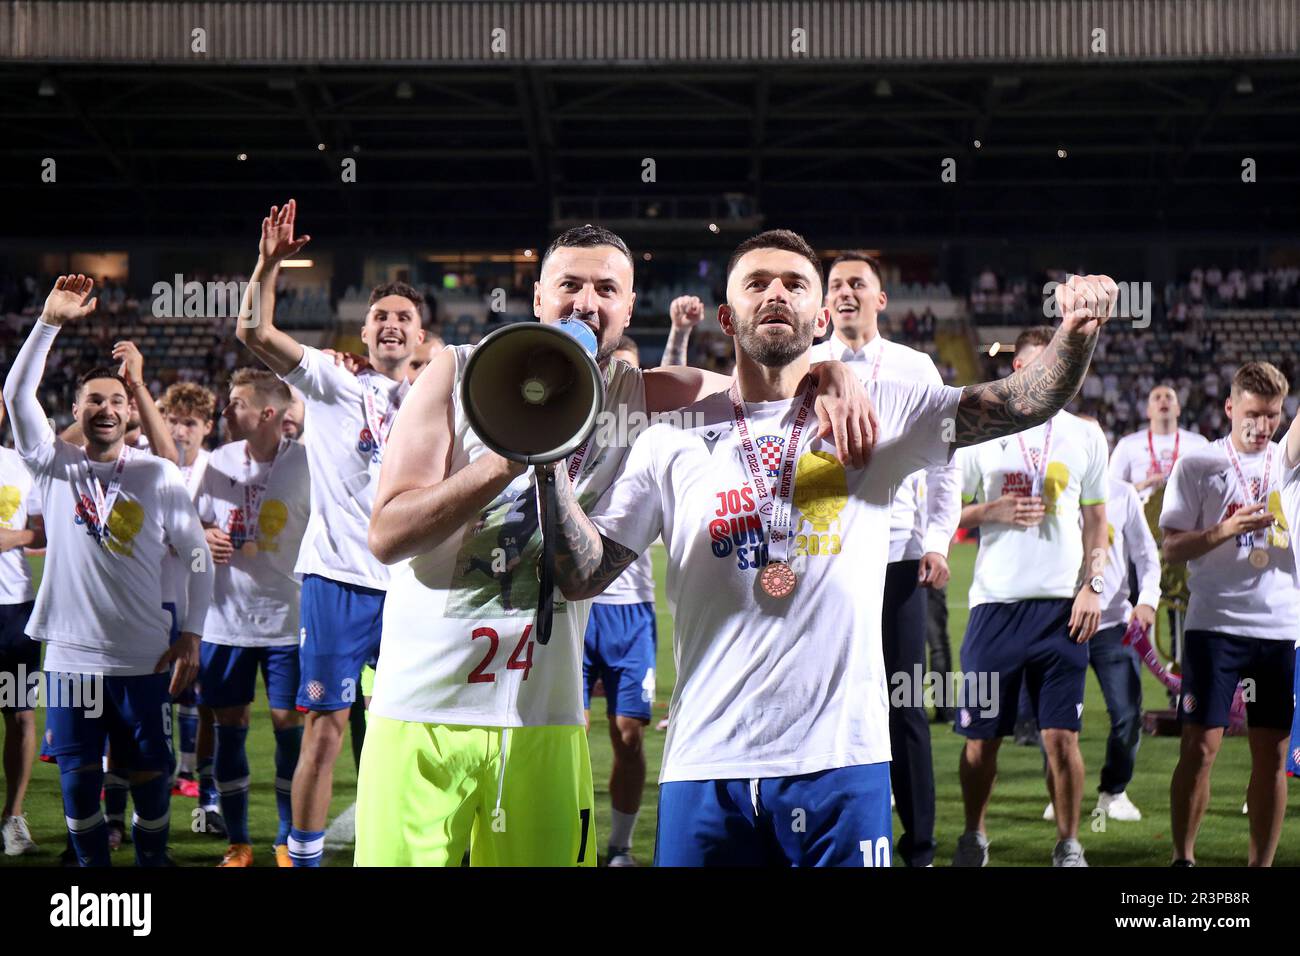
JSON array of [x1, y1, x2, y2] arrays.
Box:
[[953, 274, 1118, 448], [545, 464, 641, 601]]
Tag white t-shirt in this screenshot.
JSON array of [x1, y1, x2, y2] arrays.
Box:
[[1109, 427, 1209, 503], [588, 378, 962, 783], [370, 347, 646, 727], [1159, 438, 1299, 640], [1284, 443, 1300, 566], [4, 320, 214, 675], [160, 447, 209, 615], [0, 446, 40, 605], [195, 439, 311, 647], [808, 333, 960, 561], [1099, 479, 1162, 631], [281, 347, 409, 591], [959, 411, 1109, 606], [594, 549, 655, 605]]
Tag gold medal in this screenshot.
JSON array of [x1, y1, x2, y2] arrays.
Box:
[[1248, 547, 1270, 569], [759, 561, 798, 599], [241, 540, 259, 558]]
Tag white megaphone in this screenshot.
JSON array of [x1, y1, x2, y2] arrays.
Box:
[[461, 318, 604, 465], [461, 318, 605, 646]]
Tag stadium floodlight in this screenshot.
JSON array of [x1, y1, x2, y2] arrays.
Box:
[[280, 259, 314, 268]]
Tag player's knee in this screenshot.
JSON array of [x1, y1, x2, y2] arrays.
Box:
[[610, 718, 645, 754]]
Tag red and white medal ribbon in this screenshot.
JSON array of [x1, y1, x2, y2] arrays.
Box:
[[85, 446, 132, 549], [240, 438, 288, 552], [564, 361, 617, 484], [729, 380, 817, 569], [1016, 420, 1053, 498], [361, 377, 402, 455], [1147, 427, 1179, 477], [1224, 439, 1274, 560]]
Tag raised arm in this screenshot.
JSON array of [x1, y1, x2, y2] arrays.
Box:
[[236, 199, 310, 377], [113, 340, 178, 464], [1286, 413, 1300, 471], [953, 275, 1118, 448], [660, 295, 704, 367], [3, 275, 98, 457], [368, 348, 520, 564]]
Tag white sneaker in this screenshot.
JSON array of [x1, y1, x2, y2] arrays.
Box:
[[1242, 801, 1249, 815], [1043, 802, 1055, 821], [2, 815, 37, 856], [606, 847, 638, 867], [952, 831, 989, 867], [1052, 838, 1088, 867], [1098, 790, 1142, 821]]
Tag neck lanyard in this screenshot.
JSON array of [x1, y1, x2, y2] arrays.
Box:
[[1147, 428, 1179, 475], [729, 380, 817, 567], [1224, 440, 1273, 510], [564, 360, 617, 484], [242, 437, 288, 534], [84, 446, 131, 548], [1016, 420, 1053, 497], [361, 377, 401, 454]]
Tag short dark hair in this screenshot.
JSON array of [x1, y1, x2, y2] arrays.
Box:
[[828, 251, 884, 286], [726, 229, 822, 289], [1014, 325, 1055, 356], [614, 335, 639, 358], [77, 367, 129, 395], [369, 281, 425, 317], [541, 224, 634, 274]]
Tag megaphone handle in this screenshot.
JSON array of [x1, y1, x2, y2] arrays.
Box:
[[534, 466, 556, 646]]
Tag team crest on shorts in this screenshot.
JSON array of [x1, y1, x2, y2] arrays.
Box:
[[757, 435, 785, 477], [1182, 693, 1197, 714], [959, 709, 971, 728], [1292, 747, 1300, 766], [306, 680, 325, 702]]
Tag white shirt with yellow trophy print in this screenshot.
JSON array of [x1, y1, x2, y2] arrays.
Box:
[[586, 379, 962, 783], [195, 438, 311, 647], [370, 346, 646, 728]]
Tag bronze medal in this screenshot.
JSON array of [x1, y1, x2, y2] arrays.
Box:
[[1248, 547, 1269, 569], [759, 561, 798, 599]]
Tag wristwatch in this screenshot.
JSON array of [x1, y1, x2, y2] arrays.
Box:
[[1086, 575, 1105, 595]]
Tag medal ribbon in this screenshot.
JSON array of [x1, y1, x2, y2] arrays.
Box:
[[1016, 420, 1053, 498], [1224, 439, 1274, 552], [361, 377, 401, 455], [729, 380, 817, 567], [240, 437, 288, 546], [564, 361, 617, 484], [1147, 427, 1179, 476], [85, 446, 132, 548]]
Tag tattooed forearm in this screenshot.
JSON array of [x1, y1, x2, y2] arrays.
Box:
[[660, 326, 691, 368], [547, 467, 640, 599], [953, 328, 1097, 448]]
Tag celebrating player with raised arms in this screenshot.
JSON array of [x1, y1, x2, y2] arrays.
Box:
[[953, 326, 1110, 868], [807, 251, 961, 869], [1161, 362, 1298, 867], [357, 224, 874, 867], [547, 231, 1117, 867], [2, 276, 214, 867], [195, 369, 310, 867], [236, 199, 422, 866]]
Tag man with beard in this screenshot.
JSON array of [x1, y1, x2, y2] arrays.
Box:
[[3, 275, 212, 866], [546, 230, 1117, 866], [356, 224, 875, 866], [236, 199, 426, 866]]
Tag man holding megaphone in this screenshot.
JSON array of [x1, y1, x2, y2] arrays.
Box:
[[356, 225, 877, 867], [546, 229, 1119, 866]]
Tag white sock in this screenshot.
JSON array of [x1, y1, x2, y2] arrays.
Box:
[[609, 807, 639, 850]]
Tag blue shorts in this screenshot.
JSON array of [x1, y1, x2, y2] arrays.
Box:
[[583, 601, 657, 721], [297, 574, 385, 712], [956, 598, 1087, 738], [43, 671, 175, 772], [0, 602, 38, 713], [163, 602, 197, 708], [655, 763, 893, 867], [1180, 630, 1295, 731], [199, 643, 301, 711]]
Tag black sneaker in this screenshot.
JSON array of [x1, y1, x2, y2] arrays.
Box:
[[199, 807, 228, 838], [606, 845, 638, 867], [1171, 858, 1195, 867]]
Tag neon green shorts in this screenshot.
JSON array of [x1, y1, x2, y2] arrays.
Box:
[[354, 716, 596, 867]]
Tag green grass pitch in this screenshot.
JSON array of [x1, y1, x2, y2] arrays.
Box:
[[5, 543, 1299, 867]]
